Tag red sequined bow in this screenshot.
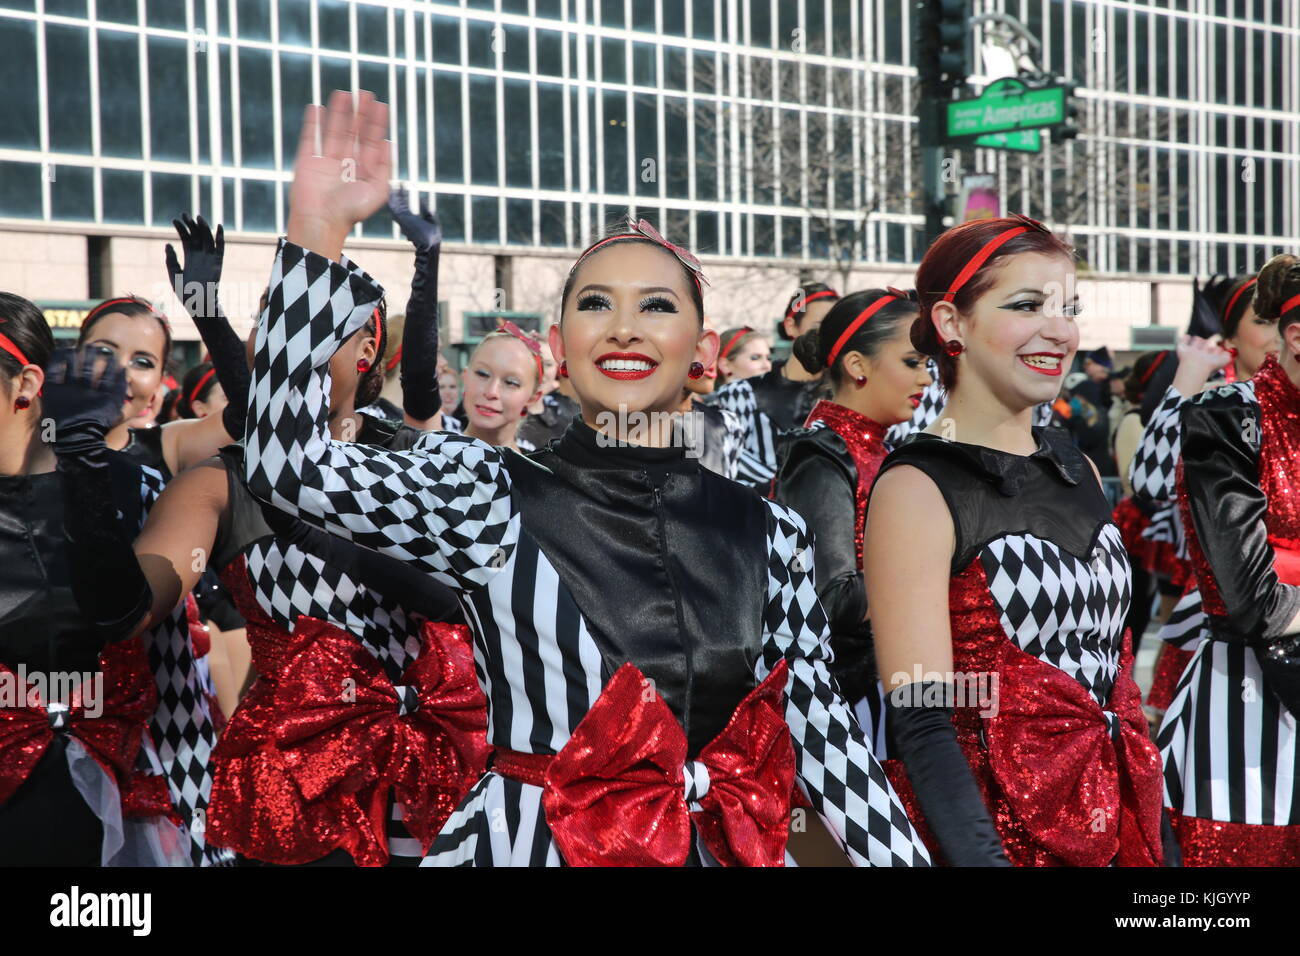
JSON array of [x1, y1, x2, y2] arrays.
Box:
[[0, 638, 156, 807], [271, 617, 489, 864], [983, 639, 1164, 867], [524, 659, 794, 867]]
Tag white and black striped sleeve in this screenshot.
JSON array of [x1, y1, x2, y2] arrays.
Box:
[[1128, 385, 1184, 501], [757, 501, 932, 867], [244, 239, 517, 592]]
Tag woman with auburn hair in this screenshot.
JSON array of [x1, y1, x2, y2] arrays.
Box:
[[1155, 254, 1300, 865], [243, 90, 930, 867], [865, 215, 1169, 866]]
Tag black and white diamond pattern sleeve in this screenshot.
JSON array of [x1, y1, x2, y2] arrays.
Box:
[[886, 370, 945, 447], [757, 501, 931, 867], [711, 380, 776, 487], [1128, 385, 1184, 502], [720, 407, 745, 481], [244, 239, 518, 592]]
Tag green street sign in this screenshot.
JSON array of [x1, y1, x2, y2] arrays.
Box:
[[946, 80, 1069, 140], [972, 128, 1042, 152]]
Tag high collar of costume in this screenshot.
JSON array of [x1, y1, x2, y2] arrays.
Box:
[[553, 417, 696, 476], [804, 399, 888, 445], [906, 425, 1084, 496], [1253, 355, 1300, 416]]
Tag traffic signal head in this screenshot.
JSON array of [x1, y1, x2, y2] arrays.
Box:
[[1057, 83, 1080, 140]]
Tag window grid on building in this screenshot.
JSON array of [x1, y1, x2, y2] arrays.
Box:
[[0, 0, 1295, 275]]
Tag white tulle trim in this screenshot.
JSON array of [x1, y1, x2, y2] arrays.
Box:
[[64, 738, 192, 867]]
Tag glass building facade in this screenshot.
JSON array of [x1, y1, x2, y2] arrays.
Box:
[[0, 0, 1295, 277]]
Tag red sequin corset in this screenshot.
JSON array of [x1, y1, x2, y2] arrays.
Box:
[[206, 555, 489, 865], [886, 559, 1165, 867], [803, 400, 889, 564], [1255, 358, 1300, 550]]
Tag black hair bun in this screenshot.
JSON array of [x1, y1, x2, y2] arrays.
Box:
[[791, 325, 825, 373]]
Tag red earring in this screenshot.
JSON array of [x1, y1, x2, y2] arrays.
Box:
[[558, 361, 569, 378], [14, 395, 31, 411], [357, 359, 371, 373], [688, 361, 705, 379], [520, 408, 528, 418], [854, 375, 867, 387], [942, 339, 965, 357]]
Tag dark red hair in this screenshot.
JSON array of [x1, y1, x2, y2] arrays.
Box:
[[912, 217, 1074, 390]]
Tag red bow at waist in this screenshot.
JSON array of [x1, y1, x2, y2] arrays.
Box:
[[270, 617, 489, 864], [983, 640, 1164, 867], [0, 638, 157, 807], [1270, 542, 1300, 586], [492, 659, 795, 867]]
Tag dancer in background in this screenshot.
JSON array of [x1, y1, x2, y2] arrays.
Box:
[[1110, 350, 1174, 660], [774, 289, 931, 754], [460, 321, 543, 453], [709, 284, 838, 489], [714, 326, 771, 385], [135, 199, 486, 866], [175, 362, 227, 421], [1157, 254, 1300, 865], [866, 215, 1166, 867], [245, 90, 929, 867], [0, 296, 186, 866]]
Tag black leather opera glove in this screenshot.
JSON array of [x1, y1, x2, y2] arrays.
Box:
[[45, 347, 152, 641], [1179, 390, 1300, 641], [775, 437, 874, 700], [388, 188, 442, 421], [884, 682, 1011, 867], [1179, 387, 1300, 710], [165, 213, 250, 439]]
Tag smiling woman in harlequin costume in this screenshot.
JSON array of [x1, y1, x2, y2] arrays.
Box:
[[243, 90, 930, 867], [773, 289, 932, 754], [1156, 253, 1300, 866], [864, 215, 1171, 867]]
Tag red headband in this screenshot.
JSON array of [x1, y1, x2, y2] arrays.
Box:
[[0, 330, 31, 368], [385, 344, 403, 373], [825, 292, 904, 368], [370, 307, 385, 363], [82, 296, 169, 329], [486, 320, 544, 387], [1223, 277, 1257, 325], [785, 289, 839, 320], [1138, 349, 1169, 387], [1282, 292, 1300, 320], [720, 327, 756, 360], [188, 366, 217, 406], [940, 213, 1053, 304]]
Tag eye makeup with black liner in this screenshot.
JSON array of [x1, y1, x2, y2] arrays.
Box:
[[575, 291, 613, 311], [638, 295, 678, 313]]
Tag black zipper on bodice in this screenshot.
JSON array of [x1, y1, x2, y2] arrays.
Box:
[[504, 420, 771, 754]]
